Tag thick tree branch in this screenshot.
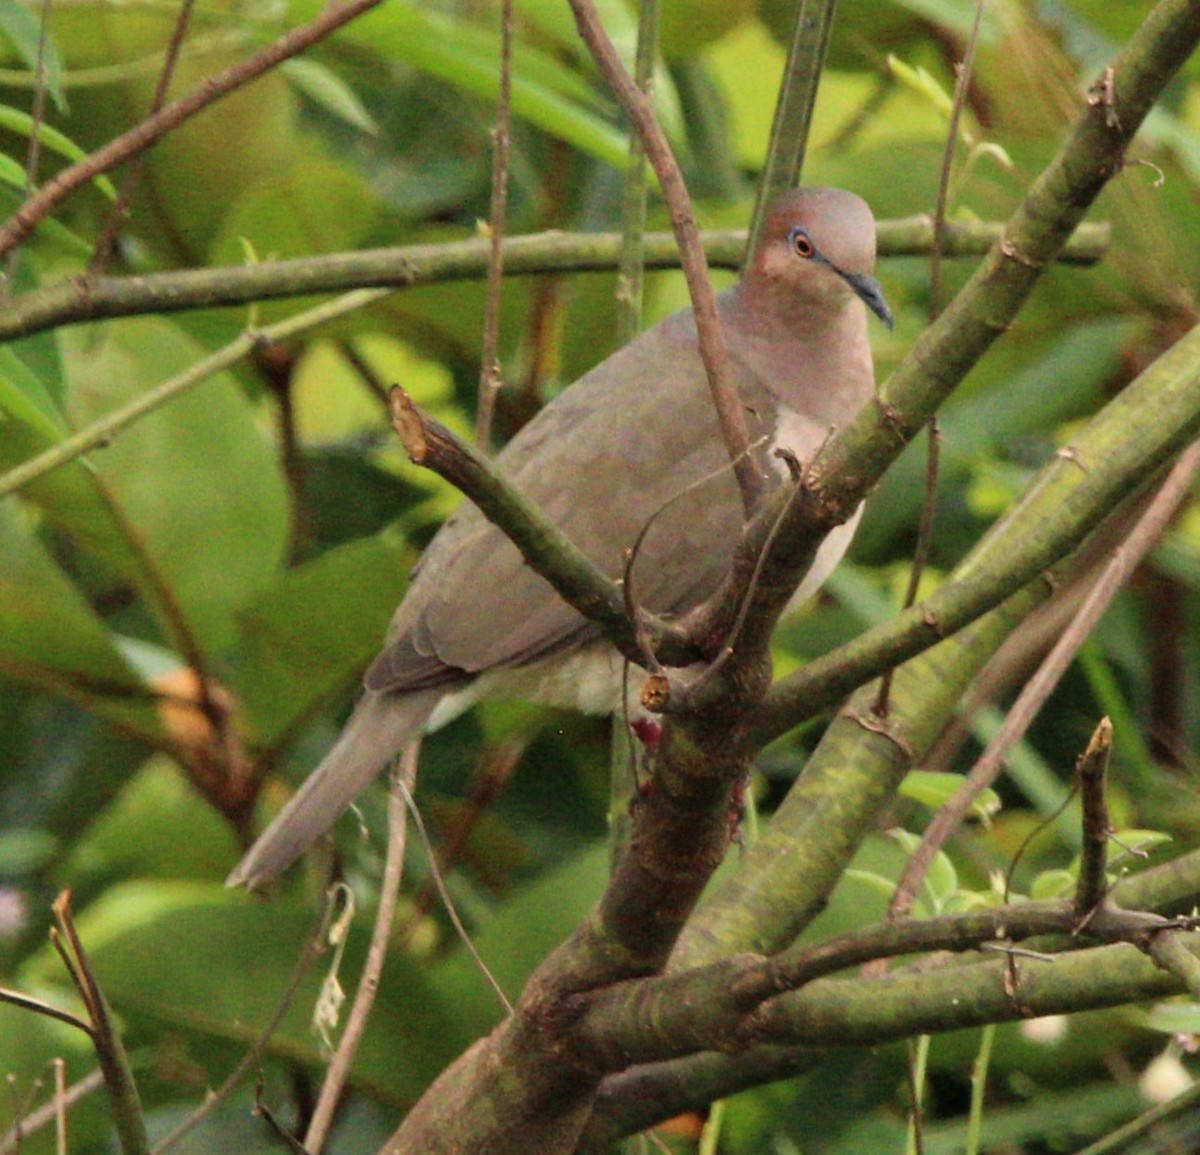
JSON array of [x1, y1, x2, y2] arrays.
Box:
[[756, 320, 1200, 739]]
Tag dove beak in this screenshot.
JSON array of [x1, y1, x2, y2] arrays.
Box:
[[843, 271, 894, 331]]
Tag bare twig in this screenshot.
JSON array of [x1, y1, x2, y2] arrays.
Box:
[[473, 0, 514, 450], [394, 772, 514, 1015], [89, 0, 198, 274], [3, 0, 53, 295], [929, 0, 987, 316], [305, 745, 418, 1153], [1074, 717, 1114, 921], [53, 1058, 66, 1155], [51, 892, 149, 1155], [0, 0, 386, 259], [0, 985, 91, 1034], [0, 1069, 105, 1155], [876, 0, 984, 717], [873, 416, 941, 717], [389, 386, 693, 668], [410, 739, 525, 920], [888, 441, 1200, 919], [566, 0, 763, 514]]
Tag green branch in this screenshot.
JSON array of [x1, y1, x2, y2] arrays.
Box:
[[0, 219, 1107, 343]]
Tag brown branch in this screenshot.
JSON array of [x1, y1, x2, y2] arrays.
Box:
[[388, 386, 694, 667], [0, 0, 387, 260], [305, 746, 417, 1154], [51, 892, 149, 1155], [565, 0, 763, 515], [1074, 717, 1115, 922]]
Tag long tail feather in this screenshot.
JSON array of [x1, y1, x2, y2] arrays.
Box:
[[227, 689, 443, 890]]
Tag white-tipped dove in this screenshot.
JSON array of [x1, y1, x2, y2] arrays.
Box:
[[229, 186, 893, 889]]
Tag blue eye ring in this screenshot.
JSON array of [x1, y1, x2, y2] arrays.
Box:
[[787, 225, 815, 258]]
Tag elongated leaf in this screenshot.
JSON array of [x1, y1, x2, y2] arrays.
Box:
[[290, 0, 632, 168], [0, 0, 65, 108], [0, 103, 115, 198], [0, 499, 161, 740]]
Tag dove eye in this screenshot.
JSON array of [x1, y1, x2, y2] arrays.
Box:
[[787, 226, 815, 259]]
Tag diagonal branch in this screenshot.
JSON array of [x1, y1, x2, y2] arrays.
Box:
[[566, 0, 762, 514], [0, 0, 387, 260]]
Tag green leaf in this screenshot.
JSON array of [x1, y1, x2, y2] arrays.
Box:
[[0, 343, 66, 440], [0, 499, 160, 740], [1146, 1001, 1200, 1035], [281, 58, 379, 135], [290, 0, 631, 169], [0, 103, 115, 198], [900, 770, 1001, 824], [0, 0, 65, 109], [232, 532, 412, 749], [63, 318, 291, 653], [1029, 869, 1075, 900], [29, 882, 470, 1103]]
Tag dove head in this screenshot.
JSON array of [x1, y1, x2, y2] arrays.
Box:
[[742, 187, 893, 331]]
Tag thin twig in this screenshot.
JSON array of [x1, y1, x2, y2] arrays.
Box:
[[0, 0, 387, 259], [2, 0, 52, 296], [305, 744, 418, 1153], [1073, 1071, 1200, 1155], [0, 984, 92, 1034], [566, 0, 763, 515], [0, 1069, 105, 1155], [888, 440, 1200, 919], [873, 417, 941, 716], [51, 892, 150, 1155], [473, 0, 514, 450], [89, 0, 198, 274], [54, 1058, 66, 1155], [410, 739, 524, 920], [0, 288, 388, 502], [929, 0, 987, 316], [877, 0, 984, 716], [394, 772, 514, 1015], [1074, 717, 1114, 921]]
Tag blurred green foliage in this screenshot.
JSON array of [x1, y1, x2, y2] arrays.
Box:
[[0, 0, 1199, 1151]]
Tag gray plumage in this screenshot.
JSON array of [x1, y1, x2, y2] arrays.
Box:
[[228, 186, 890, 889]]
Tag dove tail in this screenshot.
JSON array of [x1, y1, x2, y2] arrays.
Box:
[[227, 689, 443, 890]]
